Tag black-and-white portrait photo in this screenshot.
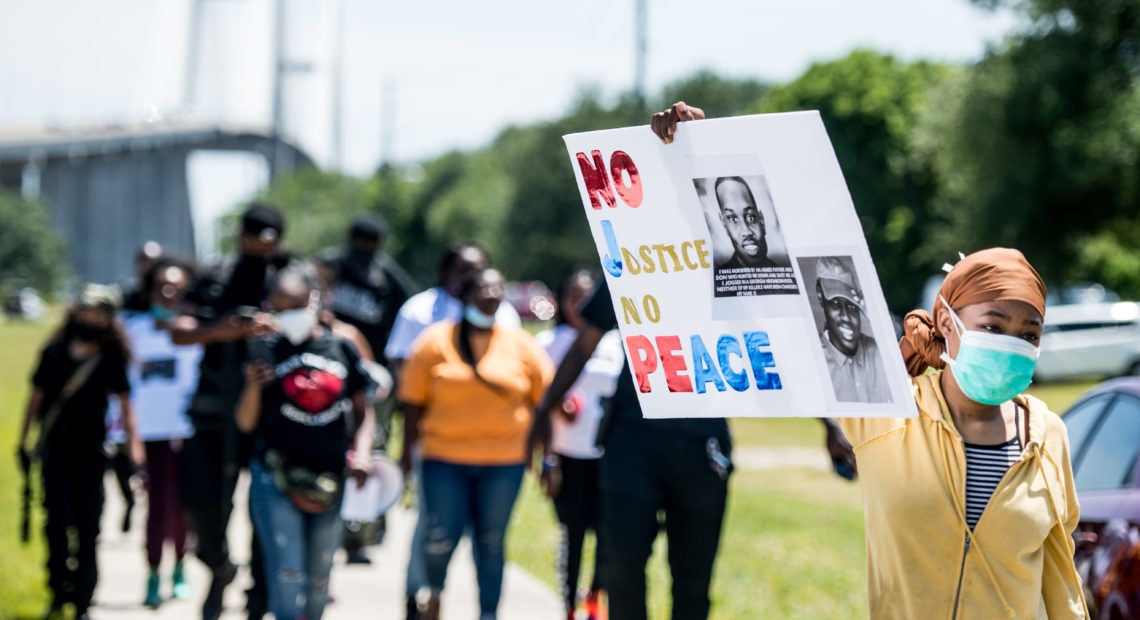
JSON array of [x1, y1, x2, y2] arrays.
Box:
[[694, 174, 798, 298], [798, 255, 892, 404]]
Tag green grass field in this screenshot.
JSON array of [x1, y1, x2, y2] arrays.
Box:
[[0, 317, 54, 618], [0, 314, 1099, 619]]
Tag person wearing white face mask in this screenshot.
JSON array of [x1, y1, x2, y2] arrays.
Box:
[[655, 104, 1086, 619], [383, 241, 521, 619], [398, 267, 553, 620], [236, 265, 376, 620]]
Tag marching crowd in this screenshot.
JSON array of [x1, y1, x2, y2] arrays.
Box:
[[15, 104, 1088, 620]]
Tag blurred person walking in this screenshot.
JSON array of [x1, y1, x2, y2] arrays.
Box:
[[398, 267, 553, 620], [18, 285, 143, 620], [534, 270, 624, 620], [238, 265, 376, 620], [106, 240, 166, 534], [316, 215, 416, 562], [170, 203, 290, 619], [384, 241, 520, 619], [119, 257, 202, 607]]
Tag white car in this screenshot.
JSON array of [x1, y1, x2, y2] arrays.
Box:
[[1035, 302, 1140, 382]]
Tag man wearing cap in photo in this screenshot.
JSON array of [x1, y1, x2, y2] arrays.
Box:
[[814, 256, 891, 403], [170, 202, 292, 619]]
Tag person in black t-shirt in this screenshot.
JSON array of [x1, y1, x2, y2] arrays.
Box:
[[314, 216, 416, 561], [237, 265, 375, 620], [531, 279, 730, 620], [315, 215, 417, 369], [169, 202, 287, 620], [19, 284, 142, 620]]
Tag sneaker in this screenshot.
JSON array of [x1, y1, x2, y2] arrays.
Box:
[[405, 594, 421, 620], [144, 570, 162, 608], [345, 549, 372, 565], [202, 562, 237, 620], [171, 560, 191, 600], [584, 589, 607, 620]]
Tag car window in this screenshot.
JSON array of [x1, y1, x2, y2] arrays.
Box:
[[1074, 394, 1140, 492], [1063, 393, 1114, 461]]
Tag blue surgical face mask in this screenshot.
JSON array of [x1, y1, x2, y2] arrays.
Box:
[[464, 304, 496, 329], [939, 298, 1039, 406], [150, 303, 177, 322]]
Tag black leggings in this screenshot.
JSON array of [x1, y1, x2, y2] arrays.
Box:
[[600, 423, 729, 620], [41, 443, 106, 613], [552, 454, 605, 611]]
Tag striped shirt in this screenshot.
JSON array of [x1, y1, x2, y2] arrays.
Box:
[[963, 438, 1021, 529]]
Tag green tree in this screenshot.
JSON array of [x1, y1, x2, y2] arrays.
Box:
[[492, 76, 772, 288], [218, 169, 373, 260], [0, 191, 66, 297], [921, 0, 1140, 295], [656, 69, 770, 119], [752, 50, 948, 311]]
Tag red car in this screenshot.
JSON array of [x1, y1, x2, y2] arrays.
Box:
[[1063, 377, 1140, 618]]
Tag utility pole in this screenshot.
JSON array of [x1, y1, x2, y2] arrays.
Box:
[[272, 0, 289, 177], [378, 77, 396, 175], [634, 0, 648, 118], [183, 0, 203, 111], [329, 0, 345, 171]]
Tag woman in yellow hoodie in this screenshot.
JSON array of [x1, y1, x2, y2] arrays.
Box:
[[653, 104, 1086, 619]]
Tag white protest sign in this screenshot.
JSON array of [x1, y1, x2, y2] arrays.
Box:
[[563, 111, 916, 419]]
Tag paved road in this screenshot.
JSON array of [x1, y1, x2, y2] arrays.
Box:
[[88, 446, 829, 619], [90, 474, 562, 619]]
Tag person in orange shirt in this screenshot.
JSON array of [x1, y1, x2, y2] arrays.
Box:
[[398, 266, 554, 620]]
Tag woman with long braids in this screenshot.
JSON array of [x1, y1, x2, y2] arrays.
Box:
[[398, 266, 553, 620], [19, 284, 143, 620]]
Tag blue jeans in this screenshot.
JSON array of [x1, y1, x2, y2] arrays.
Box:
[[406, 450, 428, 597], [248, 459, 342, 620], [421, 460, 524, 618]]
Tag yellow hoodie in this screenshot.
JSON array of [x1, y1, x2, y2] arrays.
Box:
[[840, 373, 1087, 619]]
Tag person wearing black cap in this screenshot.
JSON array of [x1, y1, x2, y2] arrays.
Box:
[[169, 202, 291, 620], [315, 215, 416, 563], [812, 256, 890, 404], [316, 215, 417, 370]]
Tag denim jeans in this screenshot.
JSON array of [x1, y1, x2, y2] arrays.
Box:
[[405, 449, 427, 597], [248, 459, 342, 620], [421, 460, 524, 618]]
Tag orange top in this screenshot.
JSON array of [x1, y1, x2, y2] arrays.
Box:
[[398, 321, 553, 465]]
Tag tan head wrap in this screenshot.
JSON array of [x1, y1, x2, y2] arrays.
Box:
[[899, 248, 1046, 376]]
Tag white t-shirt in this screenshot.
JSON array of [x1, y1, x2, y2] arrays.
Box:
[[384, 286, 521, 362], [534, 324, 624, 459], [106, 314, 204, 442]]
